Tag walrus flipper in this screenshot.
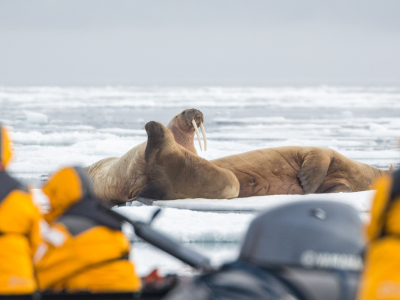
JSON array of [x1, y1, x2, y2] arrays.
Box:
[[297, 151, 331, 194], [137, 181, 166, 202]]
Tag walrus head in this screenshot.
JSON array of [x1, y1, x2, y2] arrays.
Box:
[[167, 108, 207, 154], [145, 121, 165, 139], [178, 108, 204, 131], [144, 121, 175, 162]]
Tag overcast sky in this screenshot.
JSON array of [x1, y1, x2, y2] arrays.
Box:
[[0, 0, 399, 86]]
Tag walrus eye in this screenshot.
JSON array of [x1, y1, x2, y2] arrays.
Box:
[[191, 119, 207, 151]]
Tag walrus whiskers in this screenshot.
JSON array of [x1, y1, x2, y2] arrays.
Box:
[[200, 123, 207, 151], [192, 119, 203, 151]]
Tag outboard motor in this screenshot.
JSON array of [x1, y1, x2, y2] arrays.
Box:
[[165, 200, 365, 300]]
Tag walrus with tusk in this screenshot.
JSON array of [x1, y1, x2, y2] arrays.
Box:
[[87, 109, 392, 203], [86, 108, 208, 203], [136, 125, 393, 201]]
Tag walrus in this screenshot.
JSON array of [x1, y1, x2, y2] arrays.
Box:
[[211, 147, 393, 197], [86, 108, 208, 203], [88, 109, 392, 202], [137, 141, 392, 201], [136, 121, 239, 201]]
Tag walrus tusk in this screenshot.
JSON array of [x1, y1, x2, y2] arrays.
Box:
[[192, 119, 203, 151], [200, 123, 207, 151]]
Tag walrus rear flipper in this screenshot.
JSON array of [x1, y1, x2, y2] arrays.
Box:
[[298, 151, 331, 194], [137, 181, 166, 203]]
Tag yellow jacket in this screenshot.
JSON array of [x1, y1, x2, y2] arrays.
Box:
[[0, 125, 12, 169], [358, 170, 400, 300], [35, 166, 141, 293], [0, 125, 41, 295]]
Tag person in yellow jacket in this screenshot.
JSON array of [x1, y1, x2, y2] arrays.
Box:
[[358, 168, 400, 300], [34, 166, 142, 294], [0, 124, 41, 296]]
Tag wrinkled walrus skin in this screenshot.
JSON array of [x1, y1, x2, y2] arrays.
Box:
[[137, 122, 239, 200], [211, 147, 393, 197], [86, 109, 205, 203]]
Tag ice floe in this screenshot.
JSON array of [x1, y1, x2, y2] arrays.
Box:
[[127, 190, 374, 212]]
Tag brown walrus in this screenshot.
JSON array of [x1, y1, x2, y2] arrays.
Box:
[[86, 109, 208, 203], [137, 140, 392, 201], [88, 109, 392, 202], [211, 147, 393, 197], [137, 121, 239, 201]]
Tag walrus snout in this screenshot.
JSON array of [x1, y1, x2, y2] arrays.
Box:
[[145, 121, 164, 137], [181, 108, 204, 128], [182, 108, 207, 151]]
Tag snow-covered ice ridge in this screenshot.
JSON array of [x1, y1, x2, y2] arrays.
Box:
[[127, 191, 373, 212]]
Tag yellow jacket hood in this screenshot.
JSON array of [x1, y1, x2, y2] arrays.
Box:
[[42, 166, 121, 231], [42, 166, 94, 223]]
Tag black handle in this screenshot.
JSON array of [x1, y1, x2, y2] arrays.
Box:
[[104, 207, 212, 271]]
